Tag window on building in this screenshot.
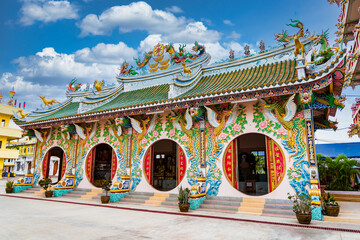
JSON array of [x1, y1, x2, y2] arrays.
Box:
[[0, 141, 2, 149], [16, 162, 21, 171], [1, 120, 5, 127]]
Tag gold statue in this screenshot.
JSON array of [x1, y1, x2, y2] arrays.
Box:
[[39, 96, 60, 107], [94, 80, 104, 95], [182, 62, 191, 77], [17, 109, 30, 119]]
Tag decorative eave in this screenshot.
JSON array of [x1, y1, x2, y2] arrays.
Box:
[[18, 63, 343, 130]]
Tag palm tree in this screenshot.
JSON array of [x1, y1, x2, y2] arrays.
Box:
[[317, 153, 332, 185], [325, 154, 360, 191]]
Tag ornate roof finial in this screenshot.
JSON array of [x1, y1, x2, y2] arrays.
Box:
[[244, 45, 250, 56], [259, 40, 265, 51], [229, 49, 234, 60]]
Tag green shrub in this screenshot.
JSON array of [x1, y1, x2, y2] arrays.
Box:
[[288, 193, 312, 214], [38, 178, 52, 191], [323, 193, 338, 206], [178, 186, 190, 204], [6, 180, 14, 189]]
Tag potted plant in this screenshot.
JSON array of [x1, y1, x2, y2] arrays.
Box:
[[323, 193, 340, 216], [288, 193, 312, 224], [178, 186, 190, 212], [101, 180, 112, 204], [5, 180, 14, 193], [38, 178, 53, 198]]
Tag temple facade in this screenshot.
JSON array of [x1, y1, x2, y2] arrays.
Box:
[[12, 19, 350, 220]]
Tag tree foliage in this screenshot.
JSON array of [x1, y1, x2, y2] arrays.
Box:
[[317, 153, 360, 191]]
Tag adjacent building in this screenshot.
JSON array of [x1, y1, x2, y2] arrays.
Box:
[[7, 137, 36, 176], [0, 103, 22, 178]]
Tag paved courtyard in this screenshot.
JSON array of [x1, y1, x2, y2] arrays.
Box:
[[1, 179, 360, 239], [1, 195, 360, 240]]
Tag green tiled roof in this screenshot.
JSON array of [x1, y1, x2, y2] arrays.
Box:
[[34, 102, 80, 121], [24, 60, 299, 124], [90, 84, 170, 113], [179, 60, 296, 98]]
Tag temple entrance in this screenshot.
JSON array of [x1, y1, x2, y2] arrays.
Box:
[[223, 133, 285, 196], [143, 139, 186, 191], [42, 147, 66, 183], [85, 143, 117, 188]]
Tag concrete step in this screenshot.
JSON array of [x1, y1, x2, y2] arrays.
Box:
[[124, 194, 151, 200], [162, 201, 178, 207], [120, 198, 147, 204], [74, 188, 92, 192], [264, 203, 292, 210], [165, 197, 177, 202], [324, 215, 360, 224], [262, 208, 294, 216], [200, 203, 239, 212], [129, 192, 154, 196], [66, 191, 87, 196], [203, 199, 241, 206], [206, 195, 243, 201], [333, 197, 360, 202], [262, 213, 295, 218]]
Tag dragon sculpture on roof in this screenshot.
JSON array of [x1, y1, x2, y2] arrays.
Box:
[[275, 19, 304, 43], [310, 30, 339, 65]]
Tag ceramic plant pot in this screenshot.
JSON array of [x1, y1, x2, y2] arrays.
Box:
[[325, 205, 340, 217], [178, 203, 190, 212], [5, 188, 13, 194], [296, 213, 312, 224], [45, 190, 53, 198], [101, 196, 110, 204]]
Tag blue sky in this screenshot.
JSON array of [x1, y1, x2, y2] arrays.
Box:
[[0, 0, 358, 143]]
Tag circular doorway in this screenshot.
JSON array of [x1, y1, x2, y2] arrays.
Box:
[[223, 133, 286, 196], [143, 139, 186, 191], [85, 143, 117, 188], [42, 146, 66, 184]]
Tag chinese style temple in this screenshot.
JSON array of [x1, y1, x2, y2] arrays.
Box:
[[12, 1, 360, 221]]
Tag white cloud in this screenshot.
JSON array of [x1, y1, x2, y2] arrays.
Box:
[[164, 22, 221, 43], [77, 1, 220, 43], [223, 20, 234, 26], [75, 42, 138, 64], [165, 6, 183, 14], [20, 0, 79, 26], [226, 31, 241, 40], [13, 47, 120, 86], [78, 1, 185, 36]]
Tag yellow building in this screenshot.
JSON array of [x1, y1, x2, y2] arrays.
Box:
[[7, 137, 37, 175], [0, 103, 22, 178]]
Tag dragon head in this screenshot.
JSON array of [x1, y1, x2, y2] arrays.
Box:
[[299, 91, 313, 105], [22, 129, 34, 137], [312, 30, 329, 46], [348, 123, 360, 137], [328, 120, 339, 130], [121, 61, 129, 70], [189, 107, 204, 120], [334, 96, 346, 108], [275, 30, 290, 42], [60, 124, 74, 132], [192, 41, 200, 52], [115, 117, 130, 127]]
